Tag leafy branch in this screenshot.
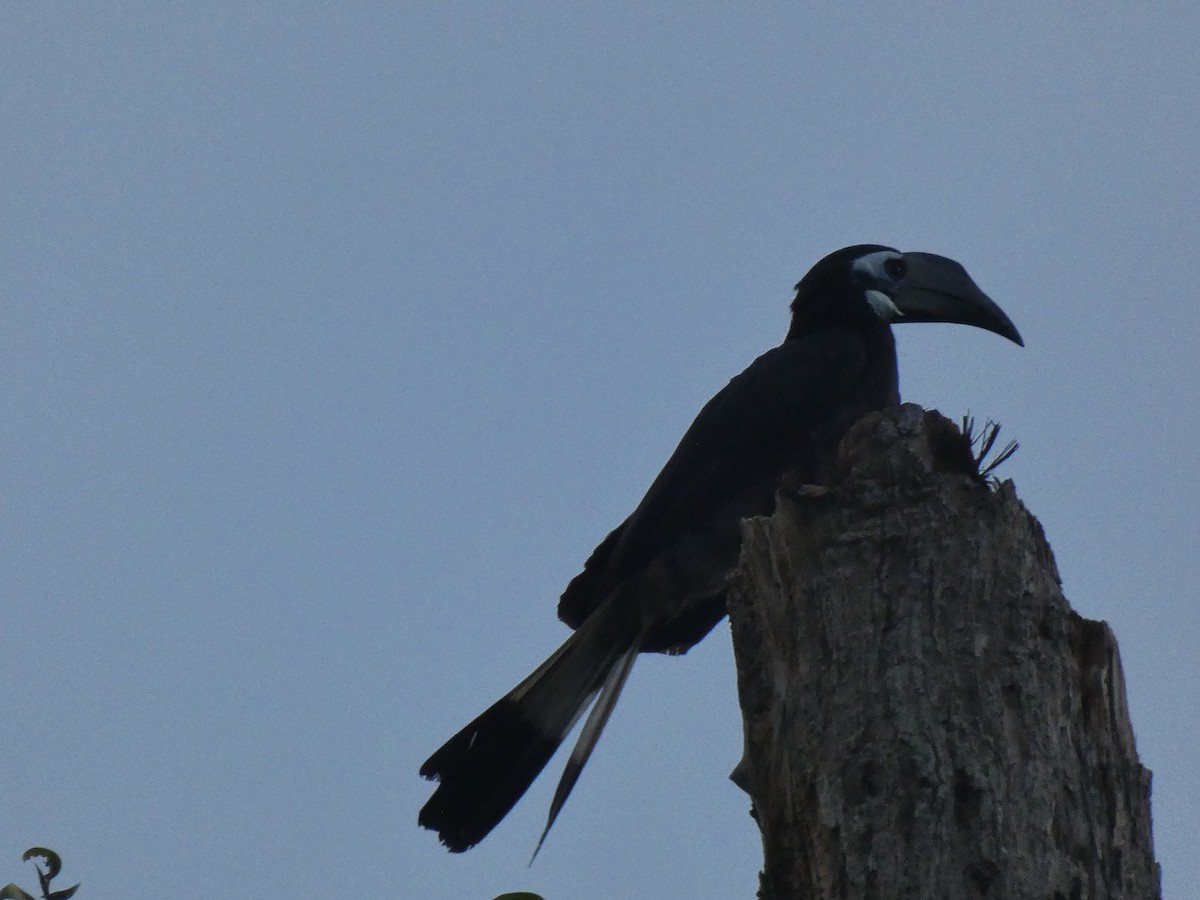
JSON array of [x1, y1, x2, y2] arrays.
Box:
[[1, 848, 79, 900]]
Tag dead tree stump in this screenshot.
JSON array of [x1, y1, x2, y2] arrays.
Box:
[[727, 404, 1159, 900]]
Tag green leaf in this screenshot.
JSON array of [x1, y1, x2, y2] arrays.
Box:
[[50, 887, 81, 900], [20, 849, 61, 881], [0, 885, 36, 900]]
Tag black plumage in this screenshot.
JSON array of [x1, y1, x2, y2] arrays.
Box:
[[419, 244, 1022, 853]]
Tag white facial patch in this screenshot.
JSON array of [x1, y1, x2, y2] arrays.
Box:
[[852, 250, 905, 281], [865, 289, 904, 321]]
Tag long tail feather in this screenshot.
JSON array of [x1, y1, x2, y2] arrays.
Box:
[[419, 605, 639, 852], [532, 639, 640, 860]]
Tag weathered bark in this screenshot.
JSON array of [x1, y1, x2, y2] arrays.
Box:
[[727, 404, 1159, 900]]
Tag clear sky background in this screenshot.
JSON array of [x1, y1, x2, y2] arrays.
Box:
[[3, 5, 1197, 899]]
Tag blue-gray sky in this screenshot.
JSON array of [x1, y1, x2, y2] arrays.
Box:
[[4, 5, 1196, 898]]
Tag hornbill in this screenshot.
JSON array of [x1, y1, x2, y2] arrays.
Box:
[[419, 245, 1023, 854]]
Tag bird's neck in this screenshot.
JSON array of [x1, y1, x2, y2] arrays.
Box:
[[864, 325, 900, 407]]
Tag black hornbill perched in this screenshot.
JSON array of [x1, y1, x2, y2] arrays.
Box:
[[419, 245, 1023, 854]]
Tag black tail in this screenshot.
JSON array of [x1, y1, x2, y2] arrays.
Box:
[[419, 605, 641, 852], [418, 693, 562, 852]]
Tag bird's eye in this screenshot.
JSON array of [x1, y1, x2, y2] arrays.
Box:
[[883, 257, 907, 280]]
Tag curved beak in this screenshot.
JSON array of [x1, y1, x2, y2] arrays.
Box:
[[893, 252, 1023, 346]]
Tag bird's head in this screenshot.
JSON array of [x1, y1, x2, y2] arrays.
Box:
[[787, 245, 1023, 346]]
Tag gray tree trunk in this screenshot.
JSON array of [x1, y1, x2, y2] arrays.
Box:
[[726, 405, 1159, 900]]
